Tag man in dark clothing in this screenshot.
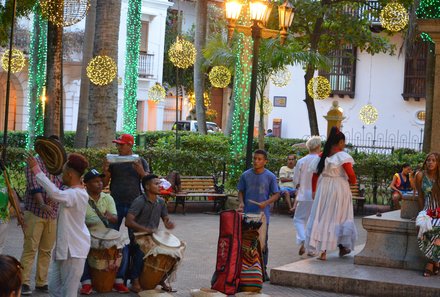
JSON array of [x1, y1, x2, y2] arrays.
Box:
[[125, 175, 175, 293]]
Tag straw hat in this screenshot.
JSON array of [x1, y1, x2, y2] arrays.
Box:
[[190, 288, 226, 297], [235, 293, 271, 297], [34, 136, 66, 175], [138, 289, 173, 297]]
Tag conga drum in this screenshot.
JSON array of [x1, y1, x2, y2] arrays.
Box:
[[88, 228, 123, 293], [135, 231, 185, 290]]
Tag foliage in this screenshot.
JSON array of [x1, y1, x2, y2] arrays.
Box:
[[0, 0, 36, 46]]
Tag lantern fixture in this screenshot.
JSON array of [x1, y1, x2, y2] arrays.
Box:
[[225, 0, 242, 21], [249, 0, 268, 22], [278, 0, 294, 43]]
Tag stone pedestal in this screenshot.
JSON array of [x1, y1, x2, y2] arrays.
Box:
[[401, 194, 419, 219], [354, 210, 426, 270]]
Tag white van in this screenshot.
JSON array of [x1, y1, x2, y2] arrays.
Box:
[[171, 120, 221, 133]]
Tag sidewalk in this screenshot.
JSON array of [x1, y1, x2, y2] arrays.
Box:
[[2, 211, 366, 296]]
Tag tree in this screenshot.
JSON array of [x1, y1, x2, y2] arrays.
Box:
[[194, 0, 208, 134], [289, 0, 411, 135], [74, 0, 97, 148], [0, 0, 36, 46], [87, 0, 121, 147]]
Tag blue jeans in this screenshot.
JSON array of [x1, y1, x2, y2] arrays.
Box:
[[131, 244, 145, 280], [111, 202, 132, 281]]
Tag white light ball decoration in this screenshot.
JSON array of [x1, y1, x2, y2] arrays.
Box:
[[256, 96, 273, 115], [1, 49, 26, 73], [40, 0, 90, 27], [270, 66, 291, 87], [148, 84, 166, 103], [379, 2, 409, 32], [307, 76, 331, 100], [209, 66, 231, 88], [359, 104, 379, 125], [168, 36, 196, 69], [86, 55, 117, 86]]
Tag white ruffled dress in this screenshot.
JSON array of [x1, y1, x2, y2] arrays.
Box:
[[305, 151, 358, 253]]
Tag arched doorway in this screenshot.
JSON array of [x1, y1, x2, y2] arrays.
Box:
[[0, 73, 25, 131]]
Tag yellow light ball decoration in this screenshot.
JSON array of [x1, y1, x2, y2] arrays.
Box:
[[86, 55, 117, 86], [307, 76, 331, 100], [379, 2, 409, 32], [256, 96, 273, 115], [168, 36, 196, 69], [1, 49, 26, 73], [148, 84, 166, 103], [209, 66, 231, 88], [40, 0, 90, 27], [188, 91, 211, 108], [270, 66, 291, 87], [359, 104, 379, 125]]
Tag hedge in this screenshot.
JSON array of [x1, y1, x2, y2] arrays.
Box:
[[1, 131, 427, 204]]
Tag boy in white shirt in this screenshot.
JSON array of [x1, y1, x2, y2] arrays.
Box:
[[26, 153, 90, 297]]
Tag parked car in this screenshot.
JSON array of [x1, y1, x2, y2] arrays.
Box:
[[171, 120, 221, 133]]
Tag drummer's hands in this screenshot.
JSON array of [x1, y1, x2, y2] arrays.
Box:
[[25, 152, 41, 175], [164, 219, 175, 230], [259, 201, 269, 209]]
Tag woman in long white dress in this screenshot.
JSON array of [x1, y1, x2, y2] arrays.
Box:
[[305, 127, 358, 260]]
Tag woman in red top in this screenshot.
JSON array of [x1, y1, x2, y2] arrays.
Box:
[[305, 127, 358, 260]]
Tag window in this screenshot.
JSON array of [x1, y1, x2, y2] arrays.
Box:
[[402, 40, 428, 101], [140, 21, 149, 52], [320, 45, 357, 98]]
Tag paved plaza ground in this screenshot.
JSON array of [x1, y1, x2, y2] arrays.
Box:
[[2, 207, 367, 297]]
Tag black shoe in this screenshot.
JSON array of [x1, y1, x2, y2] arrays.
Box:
[[35, 284, 49, 293], [21, 284, 32, 295]]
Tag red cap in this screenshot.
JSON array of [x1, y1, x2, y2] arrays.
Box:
[[112, 134, 134, 145]]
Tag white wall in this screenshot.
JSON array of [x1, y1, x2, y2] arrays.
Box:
[[267, 33, 426, 140]]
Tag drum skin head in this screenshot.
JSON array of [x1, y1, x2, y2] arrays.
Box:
[[90, 228, 120, 241], [138, 289, 173, 297], [190, 288, 226, 297], [152, 231, 180, 248]]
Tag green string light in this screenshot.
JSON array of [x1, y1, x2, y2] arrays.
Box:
[[417, 0, 440, 43], [122, 0, 142, 135], [26, 5, 48, 148], [228, 1, 253, 181]]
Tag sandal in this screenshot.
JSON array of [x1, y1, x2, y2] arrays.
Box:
[[338, 244, 351, 257], [318, 251, 326, 261], [299, 243, 305, 256], [160, 282, 177, 293], [423, 262, 435, 277]]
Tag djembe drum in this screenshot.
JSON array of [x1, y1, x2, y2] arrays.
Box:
[[88, 228, 124, 292], [135, 231, 185, 290]]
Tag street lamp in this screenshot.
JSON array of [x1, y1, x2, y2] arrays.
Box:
[[225, 0, 294, 169]]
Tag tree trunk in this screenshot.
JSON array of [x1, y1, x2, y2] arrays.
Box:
[[304, 66, 320, 136], [74, 0, 96, 148], [194, 0, 208, 134], [224, 87, 234, 135], [423, 43, 435, 153], [88, 0, 121, 147], [44, 22, 63, 138], [258, 97, 265, 149]]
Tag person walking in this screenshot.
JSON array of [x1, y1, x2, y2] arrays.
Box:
[[292, 136, 321, 256], [305, 127, 357, 260]]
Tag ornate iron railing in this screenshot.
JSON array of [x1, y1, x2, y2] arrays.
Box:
[[138, 51, 155, 78]]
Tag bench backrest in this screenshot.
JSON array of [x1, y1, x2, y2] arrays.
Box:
[[350, 184, 364, 198], [180, 176, 217, 193]]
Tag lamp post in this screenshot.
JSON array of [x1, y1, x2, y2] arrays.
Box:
[[225, 0, 294, 169]]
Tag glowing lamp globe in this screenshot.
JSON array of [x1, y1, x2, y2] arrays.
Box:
[[359, 104, 379, 125], [380, 3, 408, 32], [39, 0, 90, 27]]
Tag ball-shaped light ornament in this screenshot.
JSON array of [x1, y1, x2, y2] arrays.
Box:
[[40, 0, 90, 27], [86, 55, 117, 86], [307, 76, 331, 100], [1, 49, 26, 73], [169, 37, 196, 69], [209, 66, 231, 88], [380, 2, 409, 32], [148, 84, 166, 103], [270, 67, 291, 88], [256, 96, 273, 115], [359, 104, 379, 125]]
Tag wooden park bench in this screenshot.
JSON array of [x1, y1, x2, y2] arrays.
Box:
[[173, 176, 227, 214], [351, 183, 366, 214]]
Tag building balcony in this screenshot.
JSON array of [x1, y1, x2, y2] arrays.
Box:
[[138, 51, 155, 79]]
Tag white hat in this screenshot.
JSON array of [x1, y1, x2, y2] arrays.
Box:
[[138, 289, 174, 297], [235, 293, 271, 297], [190, 288, 226, 297]]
